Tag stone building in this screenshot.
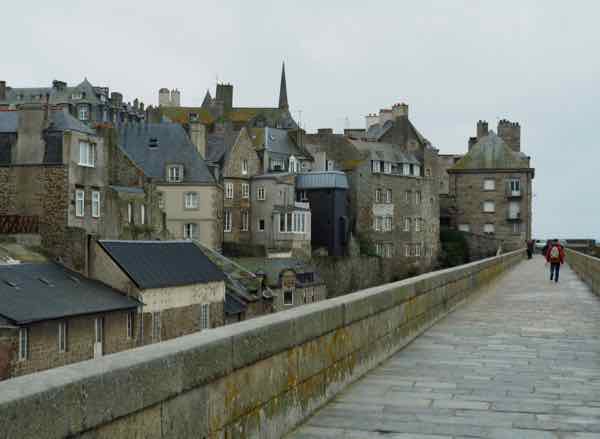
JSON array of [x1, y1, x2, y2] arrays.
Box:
[[0, 262, 140, 380], [0, 79, 145, 125], [116, 122, 222, 249], [444, 121, 535, 251], [89, 240, 226, 344]]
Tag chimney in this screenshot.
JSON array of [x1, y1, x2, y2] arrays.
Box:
[[0, 81, 6, 100], [476, 120, 488, 139], [365, 113, 379, 130], [468, 136, 477, 151], [189, 119, 207, 158], [378, 108, 393, 125], [215, 84, 233, 113], [317, 128, 333, 135], [392, 102, 409, 119], [497, 119, 521, 152], [16, 104, 47, 164]]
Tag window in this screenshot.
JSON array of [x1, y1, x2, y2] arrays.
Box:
[[383, 162, 392, 174], [385, 243, 393, 258], [140, 204, 146, 225], [297, 190, 308, 202], [284, 290, 293, 306], [258, 219, 265, 231], [184, 223, 197, 239], [224, 210, 232, 232], [242, 211, 249, 231], [483, 223, 495, 234], [185, 192, 198, 209], [414, 165, 421, 176], [271, 158, 285, 171], [257, 186, 266, 200], [78, 104, 89, 121], [483, 201, 495, 213], [415, 244, 422, 257], [18, 328, 28, 361], [127, 202, 133, 223], [458, 224, 471, 232], [289, 156, 298, 173], [200, 304, 210, 330], [375, 188, 382, 203], [372, 160, 381, 173], [75, 190, 85, 217], [403, 163, 411, 176], [425, 168, 432, 177], [404, 217, 411, 232], [484, 179, 496, 191], [95, 317, 103, 344], [374, 216, 382, 231], [415, 218, 421, 232], [167, 165, 183, 182], [385, 189, 392, 203], [513, 223, 521, 234], [405, 245, 411, 257], [242, 183, 250, 199], [78, 141, 95, 167], [242, 159, 248, 175], [405, 191, 411, 203], [152, 312, 161, 342], [225, 182, 234, 199], [415, 191, 422, 205], [126, 311, 135, 339], [58, 321, 67, 353], [91, 191, 100, 218], [71, 92, 83, 100], [326, 159, 334, 171], [508, 178, 521, 194], [293, 212, 306, 233]]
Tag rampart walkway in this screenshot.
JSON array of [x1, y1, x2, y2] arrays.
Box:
[[290, 257, 600, 438]]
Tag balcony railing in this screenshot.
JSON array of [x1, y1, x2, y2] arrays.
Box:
[[507, 211, 522, 221]]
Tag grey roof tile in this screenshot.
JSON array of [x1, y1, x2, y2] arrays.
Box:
[[0, 110, 95, 135], [0, 263, 139, 325], [99, 240, 225, 289]]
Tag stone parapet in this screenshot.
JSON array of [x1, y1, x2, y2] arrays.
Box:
[[0, 249, 525, 439], [566, 249, 600, 296]]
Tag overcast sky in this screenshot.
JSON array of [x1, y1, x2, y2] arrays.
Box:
[[5, 1, 599, 238]]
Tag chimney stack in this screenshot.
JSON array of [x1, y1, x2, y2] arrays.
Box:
[[0, 81, 6, 101], [392, 102, 409, 119], [476, 120, 488, 139], [189, 119, 207, 158], [497, 119, 521, 152]]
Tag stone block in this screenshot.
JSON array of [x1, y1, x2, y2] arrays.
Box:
[[161, 386, 209, 438]]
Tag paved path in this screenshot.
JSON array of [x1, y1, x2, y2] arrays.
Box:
[[289, 257, 600, 438]]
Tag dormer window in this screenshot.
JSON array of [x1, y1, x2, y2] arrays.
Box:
[[242, 159, 248, 175], [167, 165, 184, 183], [148, 137, 158, 148], [72, 92, 83, 100], [78, 104, 89, 121]]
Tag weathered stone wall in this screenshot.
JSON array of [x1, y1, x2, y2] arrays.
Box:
[[0, 250, 524, 439], [566, 249, 600, 296]]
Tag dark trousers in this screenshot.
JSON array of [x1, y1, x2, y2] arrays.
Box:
[[550, 263, 560, 282], [527, 249, 533, 259]]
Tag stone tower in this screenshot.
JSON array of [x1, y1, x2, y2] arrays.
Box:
[[215, 84, 233, 113], [171, 89, 181, 107], [497, 119, 521, 152], [159, 88, 170, 107], [278, 62, 288, 110]]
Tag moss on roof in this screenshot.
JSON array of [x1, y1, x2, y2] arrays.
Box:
[[452, 132, 530, 171], [160, 107, 214, 125]]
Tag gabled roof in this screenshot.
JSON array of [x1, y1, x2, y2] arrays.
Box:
[[0, 110, 95, 135], [98, 240, 225, 290], [451, 131, 531, 171], [117, 122, 215, 184], [262, 127, 312, 159], [0, 263, 139, 325]]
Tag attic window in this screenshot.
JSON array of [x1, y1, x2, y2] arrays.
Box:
[[3, 280, 18, 288], [148, 137, 158, 148], [189, 112, 199, 122], [38, 277, 54, 286], [72, 92, 83, 100], [68, 275, 81, 285]]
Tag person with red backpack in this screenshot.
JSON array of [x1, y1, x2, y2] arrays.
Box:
[[545, 239, 565, 283]]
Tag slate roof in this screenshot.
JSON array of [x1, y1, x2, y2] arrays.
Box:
[[296, 171, 349, 190], [350, 140, 420, 165], [0, 78, 103, 106], [117, 123, 215, 184], [451, 131, 531, 171], [233, 258, 322, 288], [98, 241, 225, 289], [0, 263, 139, 325], [0, 110, 95, 135], [303, 134, 365, 170], [109, 185, 145, 194], [159, 106, 215, 125], [227, 107, 297, 129], [262, 127, 312, 159]]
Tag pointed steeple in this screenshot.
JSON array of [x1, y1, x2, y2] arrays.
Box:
[[278, 62, 288, 110], [201, 89, 212, 108]]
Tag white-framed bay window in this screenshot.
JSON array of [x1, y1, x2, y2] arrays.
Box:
[[78, 141, 95, 167], [224, 210, 232, 232], [75, 189, 85, 217], [279, 211, 307, 234], [225, 182, 234, 199]]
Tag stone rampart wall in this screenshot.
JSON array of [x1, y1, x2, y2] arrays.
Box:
[[0, 250, 524, 439], [566, 249, 600, 296]]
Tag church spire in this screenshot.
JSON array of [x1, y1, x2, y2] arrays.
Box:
[[278, 61, 288, 110]]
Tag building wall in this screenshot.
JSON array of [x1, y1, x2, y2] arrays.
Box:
[[448, 171, 532, 251], [3, 310, 137, 380], [88, 240, 139, 295], [159, 184, 222, 249]]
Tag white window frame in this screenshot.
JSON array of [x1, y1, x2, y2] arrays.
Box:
[[458, 224, 471, 232], [91, 191, 100, 218], [78, 104, 89, 121], [415, 244, 422, 257], [75, 189, 85, 217], [415, 191, 421, 205], [483, 201, 495, 213], [151, 311, 161, 342], [509, 178, 521, 194], [405, 190, 410, 203], [414, 165, 421, 177], [404, 245, 411, 257], [283, 290, 294, 306], [385, 243, 393, 258], [58, 321, 67, 353], [242, 183, 250, 199], [167, 165, 183, 183], [224, 210, 232, 233], [483, 223, 495, 234], [403, 163, 411, 176], [484, 179, 496, 191], [78, 141, 95, 167], [185, 192, 199, 209], [383, 162, 392, 174], [241, 210, 249, 232], [140, 204, 146, 225], [385, 189, 392, 204], [375, 189, 382, 203], [184, 223, 197, 240], [127, 202, 133, 223], [271, 158, 285, 171], [94, 317, 103, 344], [200, 303, 210, 330], [71, 92, 83, 100], [225, 182, 234, 199], [126, 311, 135, 339], [258, 219, 265, 232], [415, 217, 421, 232], [384, 216, 393, 232], [513, 223, 521, 234], [242, 159, 248, 175], [257, 186, 266, 201], [404, 217, 411, 232], [18, 327, 28, 361]]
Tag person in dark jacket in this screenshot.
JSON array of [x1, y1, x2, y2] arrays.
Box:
[[545, 239, 565, 283], [526, 240, 534, 259]]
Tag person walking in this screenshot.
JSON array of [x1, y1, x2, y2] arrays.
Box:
[[526, 240, 534, 259], [545, 239, 565, 283]]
